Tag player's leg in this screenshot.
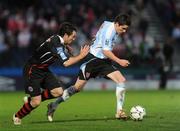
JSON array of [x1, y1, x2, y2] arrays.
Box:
[[93, 59, 127, 119], [23, 87, 64, 104], [23, 87, 64, 108], [38, 87, 64, 102], [13, 94, 41, 125], [47, 78, 87, 122], [13, 64, 45, 125], [39, 71, 64, 101], [13, 64, 43, 125], [47, 58, 97, 121], [106, 70, 127, 119], [54, 78, 86, 104]]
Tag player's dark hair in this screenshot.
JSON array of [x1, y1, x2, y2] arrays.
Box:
[[59, 22, 77, 37], [114, 14, 131, 26]]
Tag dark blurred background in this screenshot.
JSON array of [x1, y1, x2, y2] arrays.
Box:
[[0, 0, 180, 91]]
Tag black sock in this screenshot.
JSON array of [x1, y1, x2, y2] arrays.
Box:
[[15, 98, 35, 119]]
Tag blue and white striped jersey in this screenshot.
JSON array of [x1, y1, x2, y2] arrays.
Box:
[[90, 21, 120, 59]]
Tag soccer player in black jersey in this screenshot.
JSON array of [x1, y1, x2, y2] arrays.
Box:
[[13, 22, 89, 125]]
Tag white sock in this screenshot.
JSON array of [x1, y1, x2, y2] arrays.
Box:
[[116, 83, 125, 112], [61, 86, 79, 101], [62, 89, 70, 101]]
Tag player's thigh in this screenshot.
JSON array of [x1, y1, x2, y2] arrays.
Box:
[[24, 79, 42, 97], [24, 65, 42, 97], [107, 71, 126, 83], [43, 72, 64, 96]]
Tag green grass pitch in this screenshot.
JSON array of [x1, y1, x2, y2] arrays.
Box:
[[0, 90, 180, 131]]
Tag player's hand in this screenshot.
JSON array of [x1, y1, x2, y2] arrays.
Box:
[[79, 45, 90, 58], [118, 59, 130, 67]]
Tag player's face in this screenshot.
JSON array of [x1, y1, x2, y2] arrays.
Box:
[[115, 24, 129, 35], [65, 31, 77, 44]]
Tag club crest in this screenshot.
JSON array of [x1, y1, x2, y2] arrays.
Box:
[[28, 86, 33, 92]]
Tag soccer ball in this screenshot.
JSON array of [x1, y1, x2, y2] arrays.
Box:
[[130, 105, 146, 121]]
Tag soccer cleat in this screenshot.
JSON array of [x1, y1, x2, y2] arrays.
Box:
[[13, 114, 21, 125], [47, 103, 56, 122], [115, 110, 128, 120]]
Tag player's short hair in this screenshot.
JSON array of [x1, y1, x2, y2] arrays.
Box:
[[114, 14, 131, 26], [59, 22, 77, 37]]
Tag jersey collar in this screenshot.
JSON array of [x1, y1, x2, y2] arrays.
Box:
[[112, 22, 117, 35], [57, 35, 64, 44]]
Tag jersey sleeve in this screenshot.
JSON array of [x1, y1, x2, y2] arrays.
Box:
[[56, 46, 70, 63], [50, 35, 70, 63], [102, 27, 113, 51]]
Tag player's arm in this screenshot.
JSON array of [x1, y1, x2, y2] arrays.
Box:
[[102, 27, 130, 67], [51, 35, 90, 67], [63, 45, 89, 67], [103, 50, 130, 67]]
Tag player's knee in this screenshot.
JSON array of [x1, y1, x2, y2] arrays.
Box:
[[122, 88, 126, 92], [50, 87, 63, 97], [30, 99, 41, 107], [119, 77, 126, 83], [122, 77, 126, 82]]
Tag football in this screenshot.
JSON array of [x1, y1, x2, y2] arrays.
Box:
[[130, 105, 146, 121]]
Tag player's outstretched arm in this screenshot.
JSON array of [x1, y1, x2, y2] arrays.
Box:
[[63, 45, 89, 67], [103, 50, 130, 67]]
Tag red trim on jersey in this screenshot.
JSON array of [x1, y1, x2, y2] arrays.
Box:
[[28, 64, 49, 77]]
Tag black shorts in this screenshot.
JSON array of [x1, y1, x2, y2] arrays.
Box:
[[78, 53, 118, 80], [23, 63, 63, 97]]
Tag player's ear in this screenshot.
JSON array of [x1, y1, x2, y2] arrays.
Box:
[[115, 22, 120, 28]]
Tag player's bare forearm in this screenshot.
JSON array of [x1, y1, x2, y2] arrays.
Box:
[[63, 55, 84, 67], [103, 50, 130, 67], [103, 50, 120, 63], [63, 45, 90, 67]]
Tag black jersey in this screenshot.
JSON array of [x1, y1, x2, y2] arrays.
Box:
[[27, 35, 70, 67]]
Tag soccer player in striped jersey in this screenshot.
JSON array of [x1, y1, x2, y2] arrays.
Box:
[[47, 14, 131, 121], [13, 22, 90, 125]]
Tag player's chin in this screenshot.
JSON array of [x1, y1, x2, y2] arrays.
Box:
[[67, 42, 72, 46], [66, 44, 71, 47], [119, 32, 125, 35]]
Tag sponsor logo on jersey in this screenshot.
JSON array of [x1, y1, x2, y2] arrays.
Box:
[[105, 40, 109, 45]]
